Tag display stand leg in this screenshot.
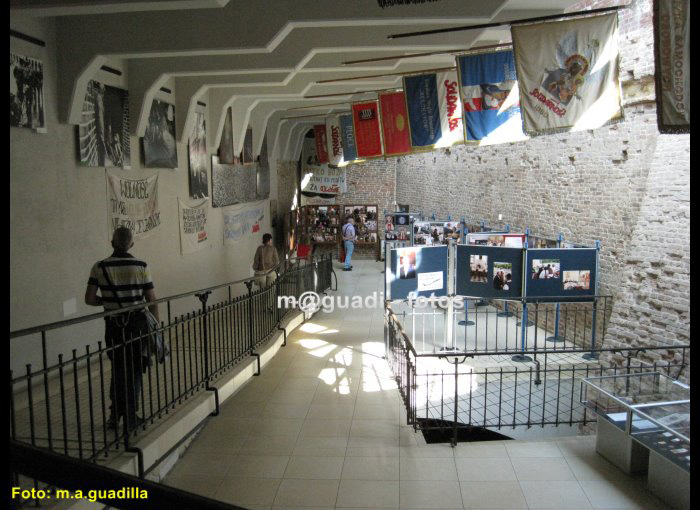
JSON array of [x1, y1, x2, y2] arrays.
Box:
[[512, 302, 532, 362], [546, 303, 565, 342], [458, 299, 475, 326], [582, 301, 600, 360], [497, 301, 514, 318]]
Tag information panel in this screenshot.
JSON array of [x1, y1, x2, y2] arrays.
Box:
[[525, 248, 597, 301], [455, 245, 523, 299], [387, 245, 448, 300]]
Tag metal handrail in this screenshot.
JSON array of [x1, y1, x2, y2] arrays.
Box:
[[10, 257, 313, 339]]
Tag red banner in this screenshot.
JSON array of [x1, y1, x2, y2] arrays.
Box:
[[351, 101, 383, 158], [379, 91, 412, 155], [313, 124, 329, 163]]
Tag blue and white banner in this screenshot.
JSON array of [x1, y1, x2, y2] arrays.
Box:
[[339, 114, 357, 162], [404, 70, 464, 149], [458, 50, 527, 145]]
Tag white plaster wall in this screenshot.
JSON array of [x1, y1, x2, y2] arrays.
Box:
[[10, 16, 272, 373]]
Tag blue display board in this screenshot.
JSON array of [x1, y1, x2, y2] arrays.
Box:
[[525, 248, 597, 301], [455, 245, 524, 299], [387, 245, 448, 300]]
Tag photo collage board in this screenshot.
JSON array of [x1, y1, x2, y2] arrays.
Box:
[[385, 213, 411, 242], [387, 245, 449, 300], [344, 205, 379, 244], [300, 205, 341, 244], [414, 221, 463, 246], [455, 244, 524, 299], [525, 248, 597, 301]]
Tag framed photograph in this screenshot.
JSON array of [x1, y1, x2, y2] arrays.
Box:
[[10, 52, 45, 131]]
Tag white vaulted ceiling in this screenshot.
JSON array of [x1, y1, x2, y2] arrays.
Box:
[[11, 0, 583, 159]]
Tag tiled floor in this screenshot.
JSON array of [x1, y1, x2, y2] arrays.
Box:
[[164, 260, 670, 509]]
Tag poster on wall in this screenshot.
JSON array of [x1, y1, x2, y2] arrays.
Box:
[[653, 0, 689, 133], [458, 50, 527, 145], [339, 114, 357, 162], [241, 127, 254, 164], [259, 132, 269, 167], [78, 81, 131, 168], [188, 110, 208, 199], [257, 163, 270, 199], [325, 115, 344, 166], [512, 12, 623, 135], [351, 101, 383, 158], [10, 52, 45, 132], [379, 91, 412, 156], [211, 156, 256, 207], [143, 98, 178, 168], [106, 171, 160, 238], [313, 124, 330, 164], [404, 70, 464, 149], [218, 107, 236, 164], [223, 200, 266, 245], [178, 198, 210, 254]]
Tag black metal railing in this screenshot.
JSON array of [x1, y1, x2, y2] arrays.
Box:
[[384, 302, 690, 445], [10, 255, 335, 469], [395, 296, 613, 356]]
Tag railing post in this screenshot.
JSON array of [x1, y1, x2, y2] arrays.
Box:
[[195, 291, 212, 383], [582, 298, 600, 360], [245, 281, 254, 353]]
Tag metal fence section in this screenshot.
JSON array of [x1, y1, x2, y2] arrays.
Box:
[[10, 256, 335, 470], [384, 302, 690, 445]]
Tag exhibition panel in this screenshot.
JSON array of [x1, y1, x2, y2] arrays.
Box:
[[386, 245, 449, 300], [526, 247, 597, 301], [455, 244, 524, 299]]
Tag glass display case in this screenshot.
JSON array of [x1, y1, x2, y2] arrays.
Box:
[[581, 372, 690, 509]]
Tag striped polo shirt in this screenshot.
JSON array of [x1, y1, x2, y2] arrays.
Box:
[[87, 252, 154, 311]]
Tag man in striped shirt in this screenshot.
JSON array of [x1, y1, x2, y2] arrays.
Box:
[[85, 227, 159, 430]]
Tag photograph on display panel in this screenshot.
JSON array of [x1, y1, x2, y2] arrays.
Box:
[[470, 254, 488, 283], [188, 111, 208, 199], [78, 80, 131, 168], [143, 99, 178, 168], [563, 270, 591, 290], [398, 249, 417, 279], [532, 259, 561, 279], [444, 221, 462, 242], [389, 245, 448, 300], [493, 262, 513, 290], [414, 221, 432, 246], [10, 52, 45, 131]]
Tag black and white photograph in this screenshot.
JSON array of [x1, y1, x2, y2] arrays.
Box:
[[10, 52, 45, 131], [493, 262, 513, 290], [470, 255, 488, 283], [78, 80, 131, 168], [259, 133, 269, 167], [563, 270, 591, 290], [532, 259, 560, 279], [218, 107, 236, 164], [143, 99, 178, 168], [188, 111, 208, 199], [242, 127, 254, 165], [256, 163, 270, 199]]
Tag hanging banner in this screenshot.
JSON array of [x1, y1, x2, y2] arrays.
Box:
[[379, 91, 412, 156], [313, 124, 329, 163], [351, 101, 383, 158], [458, 50, 527, 145], [106, 172, 160, 238], [339, 114, 357, 162], [653, 0, 689, 134], [325, 115, 345, 166], [404, 70, 464, 149], [178, 198, 210, 255], [512, 12, 623, 135], [223, 200, 266, 245], [301, 137, 346, 194]]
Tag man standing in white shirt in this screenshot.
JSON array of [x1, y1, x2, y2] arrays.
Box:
[[342, 217, 356, 271]]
